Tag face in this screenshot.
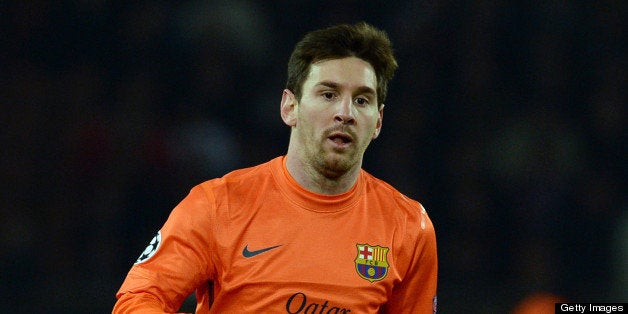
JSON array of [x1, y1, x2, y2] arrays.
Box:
[[281, 56, 383, 179]]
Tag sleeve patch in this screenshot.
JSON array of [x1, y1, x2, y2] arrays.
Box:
[[135, 231, 162, 264]]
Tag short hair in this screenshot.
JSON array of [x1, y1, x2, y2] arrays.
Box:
[[286, 22, 398, 106]]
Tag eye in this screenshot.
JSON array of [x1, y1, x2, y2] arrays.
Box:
[[354, 97, 370, 107], [322, 92, 336, 101]]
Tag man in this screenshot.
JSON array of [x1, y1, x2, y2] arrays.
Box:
[[113, 22, 438, 313]]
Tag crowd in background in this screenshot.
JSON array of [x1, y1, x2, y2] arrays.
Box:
[[2, 1, 625, 312]]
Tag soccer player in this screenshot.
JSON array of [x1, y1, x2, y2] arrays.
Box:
[[113, 22, 438, 313]]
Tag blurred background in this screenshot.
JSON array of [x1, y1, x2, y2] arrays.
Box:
[[1, 1, 625, 312]]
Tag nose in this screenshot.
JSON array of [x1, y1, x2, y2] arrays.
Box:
[[334, 96, 355, 125]]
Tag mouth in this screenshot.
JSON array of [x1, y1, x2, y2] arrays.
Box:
[[327, 132, 353, 147]]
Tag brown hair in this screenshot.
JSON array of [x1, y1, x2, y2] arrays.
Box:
[[286, 22, 398, 105]]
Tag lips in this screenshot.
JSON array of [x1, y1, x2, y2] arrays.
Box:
[[327, 132, 353, 146]]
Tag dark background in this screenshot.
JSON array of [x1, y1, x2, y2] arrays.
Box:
[[1, 1, 625, 312]]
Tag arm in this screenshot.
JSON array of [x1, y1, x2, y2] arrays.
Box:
[[383, 206, 438, 313], [113, 185, 216, 313]]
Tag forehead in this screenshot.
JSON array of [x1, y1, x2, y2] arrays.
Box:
[[303, 57, 377, 92]]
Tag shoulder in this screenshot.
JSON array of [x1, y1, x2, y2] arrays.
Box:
[[361, 170, 435, 234], [361, 171, 423, 213], [195, 158, 278, 199]]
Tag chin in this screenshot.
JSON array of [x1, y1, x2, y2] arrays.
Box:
[[319, 154, 356, 179]]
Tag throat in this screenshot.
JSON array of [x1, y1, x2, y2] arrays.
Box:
[[286, 154, 359, 195], [308, 170, 357, 195]]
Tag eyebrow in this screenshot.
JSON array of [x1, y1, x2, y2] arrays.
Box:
[[315, 81, 376, 97]]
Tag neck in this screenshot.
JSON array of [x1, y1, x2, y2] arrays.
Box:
[[285, 149, 361, 195]]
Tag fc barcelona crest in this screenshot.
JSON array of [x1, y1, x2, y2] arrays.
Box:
[[355, 244, 389, 282]]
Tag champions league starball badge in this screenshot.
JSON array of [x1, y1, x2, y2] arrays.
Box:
[[135, 231, 162, 264]]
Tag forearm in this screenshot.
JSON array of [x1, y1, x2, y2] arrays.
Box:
[[113, 292, 170, 314]]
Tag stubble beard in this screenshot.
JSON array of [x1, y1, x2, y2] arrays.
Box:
[[297, 123, 370, 181], [313, 138, 365, 180], [315, 151, 351, 179]]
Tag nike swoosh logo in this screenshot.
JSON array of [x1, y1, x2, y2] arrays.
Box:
[[242, 244, 282, 258]]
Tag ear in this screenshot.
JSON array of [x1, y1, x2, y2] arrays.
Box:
[[372, 104, 384, 139], [281, 89, 298, 127]]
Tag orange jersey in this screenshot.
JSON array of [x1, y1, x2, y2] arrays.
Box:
[[114, 156, 438, 313]]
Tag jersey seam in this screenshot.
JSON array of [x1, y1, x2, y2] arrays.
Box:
[[198, 183, 220, 282]]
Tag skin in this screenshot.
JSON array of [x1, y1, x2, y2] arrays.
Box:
[[281, 56, 384, 195]]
